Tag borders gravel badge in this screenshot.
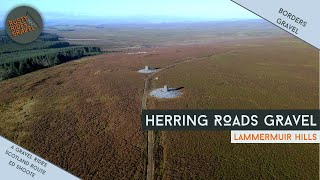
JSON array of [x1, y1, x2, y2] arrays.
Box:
[[5, 6, 43, 44]]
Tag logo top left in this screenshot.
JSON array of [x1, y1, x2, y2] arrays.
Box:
[[5, 6, 43, 44]]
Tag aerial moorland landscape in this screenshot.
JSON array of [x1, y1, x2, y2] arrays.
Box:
[[0, 19, 318, 179]]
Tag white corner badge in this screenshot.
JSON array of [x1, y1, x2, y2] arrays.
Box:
[[231, 0, 320, 50], [0, 136, 79, 180]]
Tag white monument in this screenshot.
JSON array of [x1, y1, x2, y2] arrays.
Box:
[[163, 85, 168, 92]]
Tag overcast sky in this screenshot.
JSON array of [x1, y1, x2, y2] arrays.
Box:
[[1, 0, 259, 22]]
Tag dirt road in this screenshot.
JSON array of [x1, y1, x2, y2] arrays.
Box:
[[142, 51, 237, 180], [142, 59, 195, 180]]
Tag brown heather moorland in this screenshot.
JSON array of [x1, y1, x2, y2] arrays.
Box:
[[0, 40, 247, 179], [148, 38, 319, 179], [0, 21, 317, 179]]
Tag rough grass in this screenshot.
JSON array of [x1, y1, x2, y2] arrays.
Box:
[[148, 38, 319, 179], [0, 53, 146, 179], [0, 34, 315, 179], [0, 41, 240, 179]]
